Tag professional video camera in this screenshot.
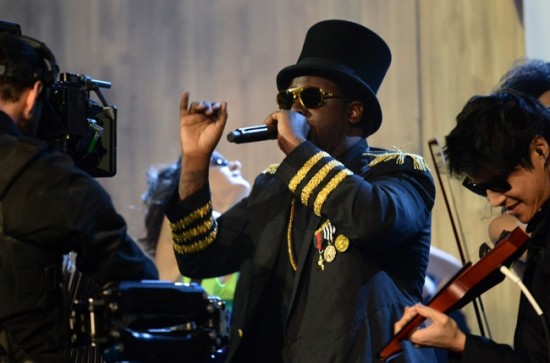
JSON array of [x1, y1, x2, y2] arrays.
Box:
[[69, 280, 230, 362], [0, 20, 117, 177], [44, 72, 117, 177]]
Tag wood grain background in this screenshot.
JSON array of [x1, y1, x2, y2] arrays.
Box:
[[2, 0, 525, 346]]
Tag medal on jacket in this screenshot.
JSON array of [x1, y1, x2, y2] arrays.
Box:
[[313, 221, 339, 270], [334, 235, 350, 252]]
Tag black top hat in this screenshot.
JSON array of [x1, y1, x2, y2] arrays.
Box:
[[276, 19, 391, 136]]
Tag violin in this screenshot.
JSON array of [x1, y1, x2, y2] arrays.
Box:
[[376, 226, 530, 362]]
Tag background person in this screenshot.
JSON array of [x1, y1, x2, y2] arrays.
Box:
[[140, 151, 250, 313], [495, 58, 550, 107]]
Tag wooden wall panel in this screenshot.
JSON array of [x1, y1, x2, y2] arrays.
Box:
[[1, 0, 524, 349], [418, 0, 525, 345], [1, 0, 420, 240]]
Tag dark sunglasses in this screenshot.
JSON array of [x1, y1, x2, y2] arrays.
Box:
[[276, 86, 345, 110], [210, 153, 229, 167], [462, 177, 511, 197]]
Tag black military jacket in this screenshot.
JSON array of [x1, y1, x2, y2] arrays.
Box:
[[167, 139, 437, 363]]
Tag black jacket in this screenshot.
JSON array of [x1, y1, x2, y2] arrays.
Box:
[[453, 203, 550, 363], [0, 111, 158, 359], [167, 139, 437, 362]]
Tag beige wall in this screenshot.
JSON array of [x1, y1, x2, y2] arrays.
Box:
[[2, 0, 525, 346], [418, 0, 525, 343]]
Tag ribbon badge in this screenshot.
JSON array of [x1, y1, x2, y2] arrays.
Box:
[[313, 221, 349, 270]]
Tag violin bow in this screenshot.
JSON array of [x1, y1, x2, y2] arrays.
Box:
[[427, 138, 491, 337]]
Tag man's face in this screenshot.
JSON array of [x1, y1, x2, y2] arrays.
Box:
[[482, 149, 550, 223], [285, 76, 352, 155]]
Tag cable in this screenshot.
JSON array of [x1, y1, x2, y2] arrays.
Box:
[[499, 265, 550, 362], [499, 266, 542, 315], [480, 239, 549, 361]]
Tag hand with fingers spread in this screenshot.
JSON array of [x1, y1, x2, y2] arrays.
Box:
[[394, 304, 466, 353]]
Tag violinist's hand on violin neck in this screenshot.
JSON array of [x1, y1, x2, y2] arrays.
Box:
[[393, 305, 418, 334], [395, 304, 466, 353]]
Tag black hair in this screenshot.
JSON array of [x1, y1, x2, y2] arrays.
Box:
[[444, 91, 550, 182], [139, 159, 180, 257], [139, 151, 227, 257], [495, 59, 550, 99]]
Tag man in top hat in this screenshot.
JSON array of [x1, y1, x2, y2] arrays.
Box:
[[165, 19, 437, 362]]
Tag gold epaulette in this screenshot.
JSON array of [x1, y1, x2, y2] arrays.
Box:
[[364, 147, 429, 171], [262, 164, 279, 174]]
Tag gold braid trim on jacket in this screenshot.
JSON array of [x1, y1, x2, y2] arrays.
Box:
[[290, 151, 352, 216], [289, 151, 330, 193], [262, 164, 279, 175], [300, 160, 340, 205], [170, 201, 217, 255], [364, 148, 429, 171], [314, 169, 353, 215]]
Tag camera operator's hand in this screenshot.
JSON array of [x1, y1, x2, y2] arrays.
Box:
[[177, 91, 228, 201]]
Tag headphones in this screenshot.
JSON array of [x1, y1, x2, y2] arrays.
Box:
[[19, 35, 59, 86], [0, 20, 59, 87]]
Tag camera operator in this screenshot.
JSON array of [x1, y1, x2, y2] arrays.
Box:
[[0, 30, 158, 363]]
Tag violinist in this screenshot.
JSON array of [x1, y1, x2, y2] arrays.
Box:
[[489, 58, 550, 279], [394, 90, 550, 362]]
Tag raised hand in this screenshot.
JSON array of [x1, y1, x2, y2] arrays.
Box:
[[179, 91, 228, 159], [177, 91, 228, 200]]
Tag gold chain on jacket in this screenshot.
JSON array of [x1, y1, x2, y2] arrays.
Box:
[[286, 198, 298, 272]]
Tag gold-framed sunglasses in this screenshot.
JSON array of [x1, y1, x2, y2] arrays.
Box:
[[276, 86, 345, 110]]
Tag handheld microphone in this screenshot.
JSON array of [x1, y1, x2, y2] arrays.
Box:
[[226, 125, 277, 144]]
